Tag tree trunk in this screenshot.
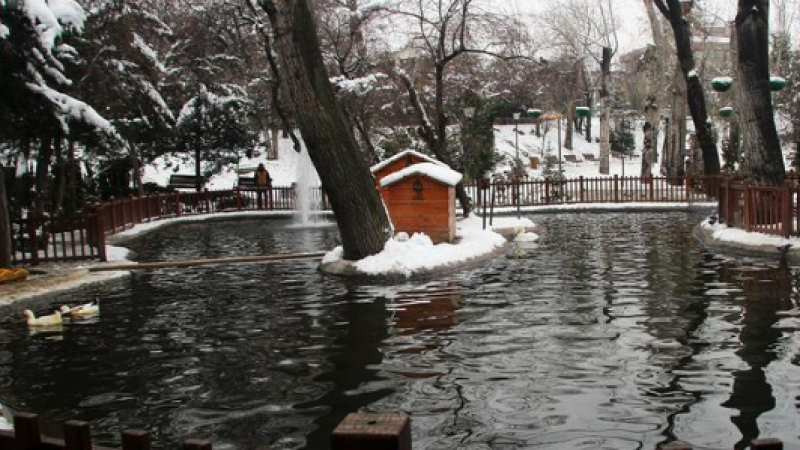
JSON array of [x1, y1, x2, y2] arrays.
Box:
[[261, 0, 391, 260], [642, 122, 654, 177], [664, 67, 688, 178], [736, 0, 784, 185], [564, 103, 574, 150], [658, 0, 720, 175], [0, 162, 11, 268], [599, 47, 612, 174], [584, 90, 592, 142]]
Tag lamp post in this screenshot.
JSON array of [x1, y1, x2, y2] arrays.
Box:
[[513, 112, 521, 218], [463, 106, 475, 179]]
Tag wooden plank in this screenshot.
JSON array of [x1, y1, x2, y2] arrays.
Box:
[[88, 251, 327, 272]]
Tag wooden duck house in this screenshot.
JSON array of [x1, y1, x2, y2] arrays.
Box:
[[378, 162, 462, 244]]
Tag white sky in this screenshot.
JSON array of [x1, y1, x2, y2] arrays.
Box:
[[505, 0, 794, 56]]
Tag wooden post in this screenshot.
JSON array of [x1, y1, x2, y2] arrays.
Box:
[[235, 189, 242, 211], [751, 438, 783, 449], [744, 182, 752, 232], [26, 215, 39, 265], [95, 204, 107, 262], [122, 430, 151, 450], [14, 413, 41, 449], [544, 178, 550, 204], [782, 186, 791, 237], [649, 175, 655, 201], [64, 420, 92, 450], [579, 176, 585, 203], [182, 438, 213, 450], [331, 413, 411, 450], [176, 192, 182, 217], [613, 175, 619, 202], [684, 173, 691, 202]]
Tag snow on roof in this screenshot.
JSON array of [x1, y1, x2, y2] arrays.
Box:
[[370, 150, 446, 173], [379, 162, 463, 188]]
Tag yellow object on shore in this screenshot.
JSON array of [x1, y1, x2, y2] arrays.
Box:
[[0, 268, 29, 284]]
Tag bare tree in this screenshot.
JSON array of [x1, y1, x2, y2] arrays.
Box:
[[386, 0, 534, 216], [258, 0, 392, 260], [541, 0, 619, 174], [653, 0, 721, 175]]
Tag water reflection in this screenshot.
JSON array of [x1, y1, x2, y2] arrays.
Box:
[[0, 214, 798, 450]]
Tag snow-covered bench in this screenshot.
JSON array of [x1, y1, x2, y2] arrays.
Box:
[[169, 174, 207, 190]]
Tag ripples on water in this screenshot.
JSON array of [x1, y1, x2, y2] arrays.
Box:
[[0, 214, 798, 450]]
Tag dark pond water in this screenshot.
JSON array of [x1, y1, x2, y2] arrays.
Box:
[[1, 212, 799, 450]]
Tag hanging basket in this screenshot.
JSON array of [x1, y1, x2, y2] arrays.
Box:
[[527, 108, 543, 119], [770, 76, 787, 91], [575, 106, 591, 117], [718, 106, 733, 118], [711, 77, 733, 92]]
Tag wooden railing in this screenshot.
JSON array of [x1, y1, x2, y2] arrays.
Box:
[[11, 187, 329, 266], [9, 176, 722, 266], [0, 411, 788, 450], [717, 177, 799, 238], [467, 174, 719, 208]]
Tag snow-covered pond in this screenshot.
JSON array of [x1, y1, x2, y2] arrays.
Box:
[[1, 213, 799, 450]]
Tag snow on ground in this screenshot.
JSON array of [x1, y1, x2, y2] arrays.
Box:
[[322, 216, 534, 277], [143, 140, 320, 190], [701, 217, 800, 249]]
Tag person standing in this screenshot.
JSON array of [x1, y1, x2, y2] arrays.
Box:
[[255, 163, 272, 209]]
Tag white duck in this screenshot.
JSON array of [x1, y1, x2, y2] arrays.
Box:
[[24, 310, 63, 327], [60, 300, 100, 317], [513, 226, 539, 242]]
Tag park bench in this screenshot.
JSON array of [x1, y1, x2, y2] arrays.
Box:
[[237, 176, 257, 188], [168, 174, 207, 190], [582, 153, 597, 163], [563, 154, 580, 164]]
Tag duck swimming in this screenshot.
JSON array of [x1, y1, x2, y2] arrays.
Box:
[[23, 310, 63, 327], [59, 300, 100, 317]]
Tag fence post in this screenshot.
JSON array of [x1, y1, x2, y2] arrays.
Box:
[[783, 186, 791, 237], [64, 420, 93, 450], [613, 175, 619, 203], [122, 430, 151, 450], [544, 178, 550, 204], [579, 176, 585, 203], [14, 413, 41, 449], [684, 173, 691, 202], [176, 192, 182, 217], [95, 204, 107, 262], [205, 189, 211, 213], [649, 176, 655, 201], [744, 182, 752, 232], [331, 413, 411, 450]]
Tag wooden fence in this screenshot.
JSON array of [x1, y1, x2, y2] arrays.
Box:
[[0, 411, 788, 450], [717, 177, 799, 238], [8, 175, 724, 266], [467, 175, 720, 208], [11, 187, 329, 266]]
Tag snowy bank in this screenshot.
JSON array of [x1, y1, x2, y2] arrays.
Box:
[[696, 217, 800, 258], [320, 216, 535, 278]]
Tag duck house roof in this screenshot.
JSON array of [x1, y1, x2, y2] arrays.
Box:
[[379, 162, 463, 188]]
